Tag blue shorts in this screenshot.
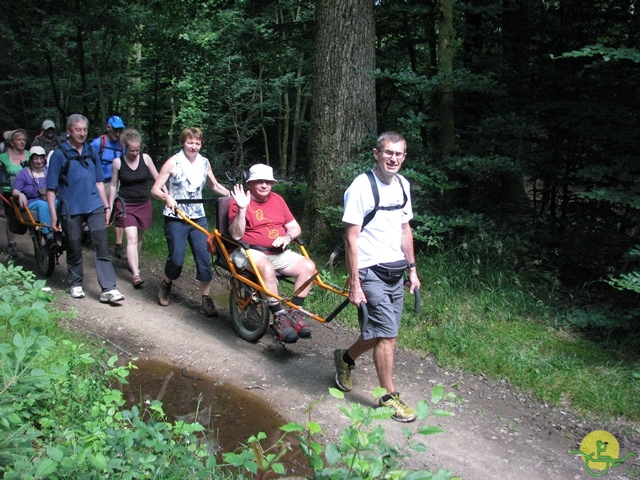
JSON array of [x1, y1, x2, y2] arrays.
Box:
[[359, 267, 405, 340]]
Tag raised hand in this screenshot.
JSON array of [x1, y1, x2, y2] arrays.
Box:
[[231, 183, 250, 209]]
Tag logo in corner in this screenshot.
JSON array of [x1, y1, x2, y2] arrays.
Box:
[[570, 430, 637, 477]]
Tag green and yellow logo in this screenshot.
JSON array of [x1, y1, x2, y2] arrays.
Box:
[[570, 430, 637, 477]]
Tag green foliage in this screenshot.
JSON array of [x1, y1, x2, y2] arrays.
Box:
[[605, 245, 640, 295], [219, 386, 454, 479], [0, 265, 213, 478], [606, 271, 640, 294], [293, 386, 453, 479], [551, 44, 640, 63]]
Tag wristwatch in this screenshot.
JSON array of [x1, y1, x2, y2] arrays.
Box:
[[286, 233, 293, 240]]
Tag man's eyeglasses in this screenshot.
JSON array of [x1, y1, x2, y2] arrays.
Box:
[[379, 149, 406, 159]]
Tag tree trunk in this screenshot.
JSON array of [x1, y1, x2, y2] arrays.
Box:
[[437, 0, 455, 160], [290, 66, 309, 174], [306, 0, 377, 248], [281, 88, 290, 174]]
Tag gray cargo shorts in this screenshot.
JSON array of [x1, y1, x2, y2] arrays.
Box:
[[359, 267, 405, 340]]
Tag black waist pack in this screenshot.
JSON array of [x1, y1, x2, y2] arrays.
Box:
[[369, 259, 408, 284]]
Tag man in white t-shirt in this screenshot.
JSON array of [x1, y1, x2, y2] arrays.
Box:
[[334, 131, 421, 422]]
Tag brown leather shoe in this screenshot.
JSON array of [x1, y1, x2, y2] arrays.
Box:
[[200, 296, 218, 317], [158, 280, 171, 306]]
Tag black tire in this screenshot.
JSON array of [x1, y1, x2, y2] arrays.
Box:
[[229, 278, 270, 342], [32, 233, 55, 277]]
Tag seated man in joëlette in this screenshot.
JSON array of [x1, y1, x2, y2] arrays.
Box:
[[228, 164, 315, 343]]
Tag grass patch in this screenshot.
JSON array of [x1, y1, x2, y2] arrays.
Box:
[[398, 249, 640, 420]]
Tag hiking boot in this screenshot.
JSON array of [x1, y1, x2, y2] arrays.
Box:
[[158, 280, 172, 306], [200, 296, 218, 317], [333, 349, 354, 392], [69, 286, 85, 298], [288, 308, 311, 338], [100, 289, 125, 304], [114, 244, 127, 259], [379, 392, 416, 423], [273, 311, 298, 343]]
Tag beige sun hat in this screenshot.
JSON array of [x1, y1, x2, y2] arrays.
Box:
[[246, 164, 277, 183]]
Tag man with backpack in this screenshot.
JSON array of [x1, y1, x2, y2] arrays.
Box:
[[90, 115, 127, 259], [46, 114, 125, 304], [31, 119, 62, 155], [333, 131, 420, 423]]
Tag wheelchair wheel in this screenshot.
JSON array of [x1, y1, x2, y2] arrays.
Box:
[[31, 232, 55, 277], [229, 277, 270, 342]]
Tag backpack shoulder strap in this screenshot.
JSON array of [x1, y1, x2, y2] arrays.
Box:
[[59, 143, 95, 186], [361, 171, 408, 231], [362, 170, 379, 231], [100, 134, 107, 155]]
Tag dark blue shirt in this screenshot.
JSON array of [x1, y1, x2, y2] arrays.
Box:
[[47, 141, 104, 216]]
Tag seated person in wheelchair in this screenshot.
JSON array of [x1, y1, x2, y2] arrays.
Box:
[[12, 146, 57, 246], [228, 164, 316, 343]]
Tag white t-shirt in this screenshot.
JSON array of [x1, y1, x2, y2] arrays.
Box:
[[342, 170, 413, 268]]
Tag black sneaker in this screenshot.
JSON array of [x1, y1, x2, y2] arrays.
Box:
[[272, 311, 299, 343], [114, 244, 127, 259]]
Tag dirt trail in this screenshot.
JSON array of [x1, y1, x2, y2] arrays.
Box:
[[5, 232, 640, 480]]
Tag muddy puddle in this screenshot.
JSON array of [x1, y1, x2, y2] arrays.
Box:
[[120, 358, 311, 475]]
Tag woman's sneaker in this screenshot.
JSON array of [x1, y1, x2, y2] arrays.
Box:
[[272, 311, 298, 343], [379, 392, 416, 423]]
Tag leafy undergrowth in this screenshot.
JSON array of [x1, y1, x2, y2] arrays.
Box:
[[0, 262, 456, 479], [396, 248, 640, 421]]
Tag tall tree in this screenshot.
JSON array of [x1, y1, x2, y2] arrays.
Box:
[[306, 0, 376, 246]]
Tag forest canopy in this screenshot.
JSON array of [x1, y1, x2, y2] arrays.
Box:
[[1, 0, 639, 313]]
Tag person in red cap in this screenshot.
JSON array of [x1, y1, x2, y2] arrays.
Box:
[[90, 115, 127, 259]]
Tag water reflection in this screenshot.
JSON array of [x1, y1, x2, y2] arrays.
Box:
[[121, 359, 285, 451], [121, 359, 311, 476]]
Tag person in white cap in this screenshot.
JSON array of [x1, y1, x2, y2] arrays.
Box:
[[12, 146, 57, 246], [32, 119, 62, 155], [228, 163, 316, 343], [90, 115, 127, 259]]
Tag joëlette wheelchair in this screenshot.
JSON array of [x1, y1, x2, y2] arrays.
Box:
[[0, 190, 125, 277], [0, 190, 64, 276], [174, 196, 367, 343]]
